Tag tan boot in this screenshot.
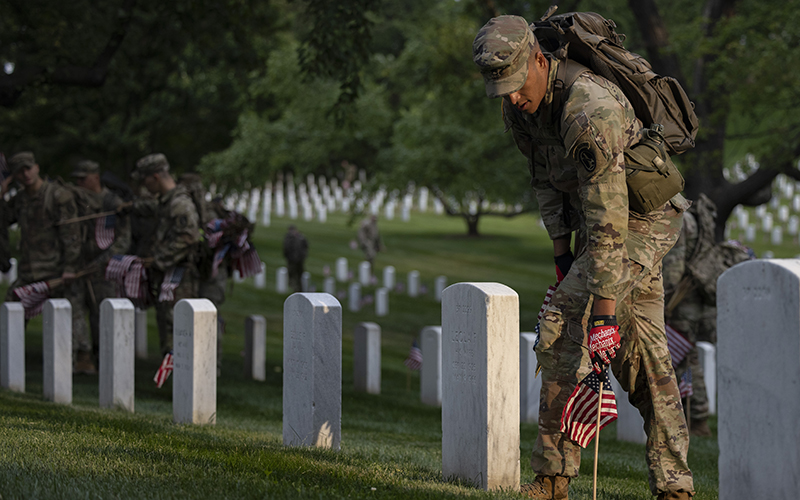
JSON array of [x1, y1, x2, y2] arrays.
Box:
[[520, 475, 569, 499], [657, 491, 692, 500], [73, 350, 97, 375], [690, 419, 711, 437]]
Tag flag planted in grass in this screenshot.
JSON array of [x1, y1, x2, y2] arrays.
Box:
[[154, 352, 174, 388], [404, 340, 422, 371], [560, 368, 618, 448]]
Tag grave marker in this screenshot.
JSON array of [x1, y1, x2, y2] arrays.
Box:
[[383, 266, 395, 290], [420, 326, 442, 407], [283, 293, 342, 449], [609, 371, 646, 444], [442, 283, 520, 491], [375, 288, 389, 317], [336, 258, 348, 282], [408, 270, 420, 298], [359, 261, 371, 286], [0, 302, 25, 392], [99, 299, 135, 412], [348, 283, 361, 312], [434, 276, 447, 302], [323, 277, 336, 295], [519, 332, 540, 424], [43, 299, 72, 404], [276, 267, 288, 293], [353, 322, 381, 394], [244, 315, 266, 381], [696, 341, 716, 415], [173, 299, 217, 425], [718, 260, 800, 499]]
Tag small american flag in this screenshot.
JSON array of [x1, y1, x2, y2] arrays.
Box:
[[12, 281, 52, 319], [537, 285, 557, 321], [94, 214, 116, 250], [158, 267, 184, 302], [679, 368, 693, 398], [234, 247, 261, 278], [665, 324, 693, 367], [106, 255, 147, 307], [211, 244, 230, 278], [154, 352, 174, 388], [205, 218, 226, 248], [560, 368, 618, 448], [404, 340, 422, 371]]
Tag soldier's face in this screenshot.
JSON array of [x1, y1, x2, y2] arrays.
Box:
[[142, 173, 159, 194], [505, 51, 549, 114], [14, 164, 40, 186]]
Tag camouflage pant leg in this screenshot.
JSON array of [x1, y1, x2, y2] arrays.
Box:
[[613, 266, 694, 495], [669, 296, 709, 421], [154, 268, 199, 357], [87, 274, 118, 353], [62, 281, 92, 355], [199, 267, 227, 369]]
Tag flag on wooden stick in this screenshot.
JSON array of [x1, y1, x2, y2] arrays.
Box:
[[560, 368, 618, 448]]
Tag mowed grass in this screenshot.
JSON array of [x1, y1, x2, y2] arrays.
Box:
[[0, 211, 723, 499]]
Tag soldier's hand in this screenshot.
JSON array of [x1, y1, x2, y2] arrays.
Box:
[[554, 250, 574, 284], [588, 315, 620, 373]]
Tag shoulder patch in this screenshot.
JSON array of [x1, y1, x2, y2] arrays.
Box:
[[575, 144, 596, 172]]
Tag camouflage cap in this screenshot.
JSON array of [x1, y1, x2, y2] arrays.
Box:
[[8, 151, 36, 173], [71, 160, 100, 178], [134, 153, 169, 179], [472, 15, 534, 98]]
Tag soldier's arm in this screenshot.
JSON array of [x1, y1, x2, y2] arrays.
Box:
[[131, 197, 158, 217], [152, 195, 200, 271], [54, 187, 82, 274], [563, 78, 636, 304]]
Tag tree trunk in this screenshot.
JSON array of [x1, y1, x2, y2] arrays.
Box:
[[465, 214, 481, 237]]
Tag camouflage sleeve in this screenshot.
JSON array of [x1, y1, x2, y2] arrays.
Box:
[[562, 76, 639, 299], [502, 98, 574, 239], [152, 193, 200, 271], [662, 225, 688, 294], [54, 186, 82, 273], [131, 197, 158, 217]]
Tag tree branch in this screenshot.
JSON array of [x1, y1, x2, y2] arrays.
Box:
[[627, 0, 687, 86]]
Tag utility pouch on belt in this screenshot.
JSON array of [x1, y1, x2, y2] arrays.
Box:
[[624, 124, 685, 214]]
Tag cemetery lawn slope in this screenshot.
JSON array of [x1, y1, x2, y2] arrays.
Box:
[[0, 212, 719, 499]]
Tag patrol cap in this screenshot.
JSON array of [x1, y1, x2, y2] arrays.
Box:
[[71, 160, 100, 178], [8, 151, 36, 173], [472, 15, 535, 98], [133, 153, 169, 179]]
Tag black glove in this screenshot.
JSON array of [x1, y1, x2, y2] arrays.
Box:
[[554, 250, 574, 284]]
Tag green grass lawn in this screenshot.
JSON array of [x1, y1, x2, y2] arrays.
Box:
[[0, 209, 759, 499]]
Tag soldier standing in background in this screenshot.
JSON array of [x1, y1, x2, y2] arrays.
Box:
[[662, 194, 751, 437], [473, 16, 693, 499], [71, 160, 132, 362], [1, 152, 90, 373], [357, 215, 382, 268], [131, 154, 200, 363], [282, 224, 308, 292]]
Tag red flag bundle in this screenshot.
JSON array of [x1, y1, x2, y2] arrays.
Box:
[[95, 215, 116, 250], [235, 247, 262, 278], [665, 324, 693, 367], [158, 267, 184, 302], [154, 352, 174, 388], [404, 340, 423, 371], [12, 281, 52, 319], [560, 368, 618, 448], [106, 255, 148, 307]]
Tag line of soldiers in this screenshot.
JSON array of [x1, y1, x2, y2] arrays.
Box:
[[1, 151, 235, 377]]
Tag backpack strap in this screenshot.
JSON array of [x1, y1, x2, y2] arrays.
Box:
[[550, 58, 591, 121]]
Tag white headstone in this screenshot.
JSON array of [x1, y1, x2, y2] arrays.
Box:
[[382, 266, 395, 290], [0, 302, 25, 392], [353, 322, 381, 395], [433, 198, 444, 214], [173, 299, 217, 425], [323, 277, 336, 296], [519, 332, 540, 424], [420, 326, 442, 407], [301, 271, 311, 293], [43, 299, 72, 404], [441, 283, 520, 491], [233, 269, 244, 284], [276, 267, 288, 293], [401, 205, 410, 222], [762, 213, 773, 232], [771, 226, 783, 245], [434, 276, 447, 302], [336, 257, 348, 282], [348, 283, 361, 312], [418, 186, 429, 212], [745, 224, 756, 242], [408, 270, 420, 298], [789, 216, 799, 236], [283, 293, 342, 449], [696, 341, 716, 415], [609, 371, 646, 444], [244, 315, 266, 381], [717, 260, 800, 499], [255, 262, 267, 289], [375, 288, 389, 317], [779, 205, 790, 222], [358, 261, 371, 286], [7, 258, 17, 284], [135, 308, 148, 360], [275, 189, 285, 217], [794, 194, 800, 213], [99, 299, 135, 412]]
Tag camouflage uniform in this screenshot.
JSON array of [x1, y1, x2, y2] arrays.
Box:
[[474, 16, 693, 496], [2, 153, 88, 356], [283, 225, 308, 292], [357, 215, 381, 266], [72, 161, 132, 355], [132, 156, 200, 356]]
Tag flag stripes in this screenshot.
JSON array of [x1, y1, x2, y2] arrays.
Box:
[[560, 369, 618, 448]]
